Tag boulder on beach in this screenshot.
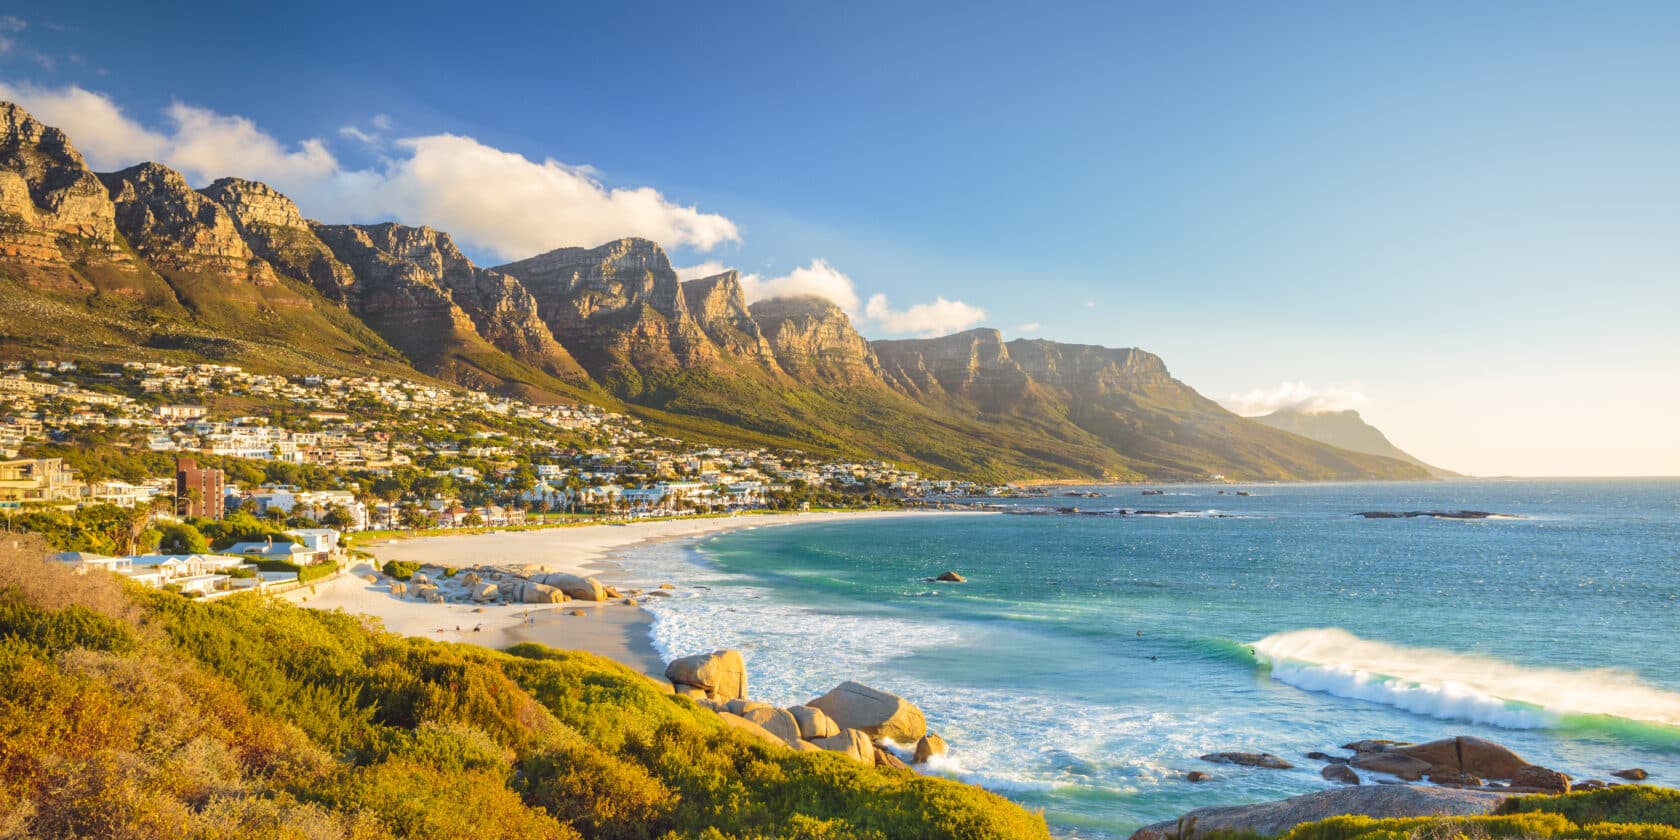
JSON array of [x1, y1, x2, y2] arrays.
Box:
[[807, 681, 927, 743], [788, 705, 841, 740], [461, 571, 482, 586], [389, 581, 407, 596], [421, 589, 445, 604], [412, 572, 430, 586], [725, 698, 774, 716], [812, 728, 875, 763], [1351, 751, 1432, 780], [1511, 765, 1571, 794], [519, 582, 567, 604], [1200, 752, 1294, 770], [914, 733, 948, 764], [467, 582, 498, 603], [875, 747, 910, 770], [361, 573, 378, 583], [1323, 764, 1361, 785], [717, 711, 787, 748], [666, 650, 748, 703], [1127, 785, 1510, 840], [542, 572, 607, 601], [741, 706, 803, 747], [1394, 736, 1531, 780]]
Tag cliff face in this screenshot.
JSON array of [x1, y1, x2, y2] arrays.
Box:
[[0, 102, 153, 295], [495, 238, 714, 383], [680, 270, 780, 371], [749, 296, 883, 386], [874, 329, 1033, 412], [198, 177, 357, 302], [334, 223, 587, 383]]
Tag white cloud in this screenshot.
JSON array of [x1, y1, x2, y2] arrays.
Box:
[[1220, 381, 1371, 417], [0, 16, 25, 33], [865, 294, 987, 337], [1014, 322, 1041, 333], [338, 124, 380, 145], [739, 259, 860, 314], [675, 261, 729, 282], [734, 258, 985, 337], [369, 113, 393, 131], [0, 82, 739, 261]]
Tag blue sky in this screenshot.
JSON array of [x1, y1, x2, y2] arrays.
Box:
[[3, 1, 1677, 475]]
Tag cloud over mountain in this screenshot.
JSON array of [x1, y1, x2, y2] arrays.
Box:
[[0, 82, 739, 261], [1220, 381, 1371, 416]]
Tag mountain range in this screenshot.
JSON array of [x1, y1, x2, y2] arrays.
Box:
[[0, 101, 1432, 482], [1252, 407, 1457, 478]]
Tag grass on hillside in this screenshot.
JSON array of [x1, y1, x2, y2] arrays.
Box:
[[0, 536, 1049, 840]]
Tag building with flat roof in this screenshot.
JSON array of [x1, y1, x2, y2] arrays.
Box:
[[175, 457, 225, 518]]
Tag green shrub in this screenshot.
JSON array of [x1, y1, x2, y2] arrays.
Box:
[[295, 561, 336, 584], [1503, 787, 1680, 828], [381, 560, 421, 581]]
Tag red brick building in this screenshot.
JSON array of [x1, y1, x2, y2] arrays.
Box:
[[175, 457, 225, 519]]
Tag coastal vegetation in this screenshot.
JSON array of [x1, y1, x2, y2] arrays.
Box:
[[1274, 788, 1680, 840], [0, 538, 1049, 839]]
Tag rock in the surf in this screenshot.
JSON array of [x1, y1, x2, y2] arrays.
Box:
[[1322, 764, 1361, 785], [914, 732, 948, 764], [1186, 771, 1212, 783], [932, 570, 966, 583], [1395, 736, 1530, 780], [1128, 785, 1510, 840], [875, 746, 911, 770], [665, 649, 747, 702], [1613, 768, 1649, 780], [1200, 752, 1294, 770], [807, 681, 927, 743], [1351, 751, 1432, 780]]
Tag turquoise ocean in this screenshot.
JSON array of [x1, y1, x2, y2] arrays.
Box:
[[618, 480, 1680, 838]]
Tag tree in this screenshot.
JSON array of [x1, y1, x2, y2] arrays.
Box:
[[158, 522, 211, 555], [321, 505, 356, 530]]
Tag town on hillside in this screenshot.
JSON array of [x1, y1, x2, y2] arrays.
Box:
[[1, 360, 1008, 597]]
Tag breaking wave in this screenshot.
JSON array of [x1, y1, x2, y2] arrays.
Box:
[[1252, 628, 1680, 736]]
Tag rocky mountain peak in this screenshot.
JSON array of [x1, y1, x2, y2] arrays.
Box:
[[495, 238, 712, 380], [681, 270, 780, 371], [874, 328, 1030, 411], [749, 295, 881, 384], [198, 177, 307, 230], [0, 101, 119, 246], [97, 162, 277, 284]]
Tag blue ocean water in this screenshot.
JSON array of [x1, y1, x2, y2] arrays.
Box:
[[620, 480, 1680, 838]]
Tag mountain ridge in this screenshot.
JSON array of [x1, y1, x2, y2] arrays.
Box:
[[0, 100, 1428, 482]]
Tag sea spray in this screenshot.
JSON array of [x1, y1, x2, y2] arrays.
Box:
[[1253, 627, 1680, 729]]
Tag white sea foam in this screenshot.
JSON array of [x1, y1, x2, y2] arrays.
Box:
[[1254, 628, 1680, 729]]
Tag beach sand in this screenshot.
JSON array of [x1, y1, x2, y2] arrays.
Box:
[[283, 510, 952, 678]]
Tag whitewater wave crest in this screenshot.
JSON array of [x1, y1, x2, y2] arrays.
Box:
[[1253, 628, 1680, 731]]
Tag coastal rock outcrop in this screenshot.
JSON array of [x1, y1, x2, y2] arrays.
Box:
[[788, 705, 841, 740], [1350, 751, 1432, 780], [1323, 764, 1361, 785], [740, 706, 803, 748], [1510, 765, 1571, 794], [542, 573, 608, 602], [914, 733, 948, 764], [1392, 736, 1530, 780], [807, 681, 928, 744], [1200, 752, 1294, 770], [665, 649, 747, 703], [1128, 785, 1510, 840], [812, 728, 875, 763]]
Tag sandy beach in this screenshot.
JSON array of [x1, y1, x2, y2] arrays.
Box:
[[282, 510, 954, 678]]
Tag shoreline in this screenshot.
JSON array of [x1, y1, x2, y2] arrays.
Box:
[[284, 509, 974, 679]]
